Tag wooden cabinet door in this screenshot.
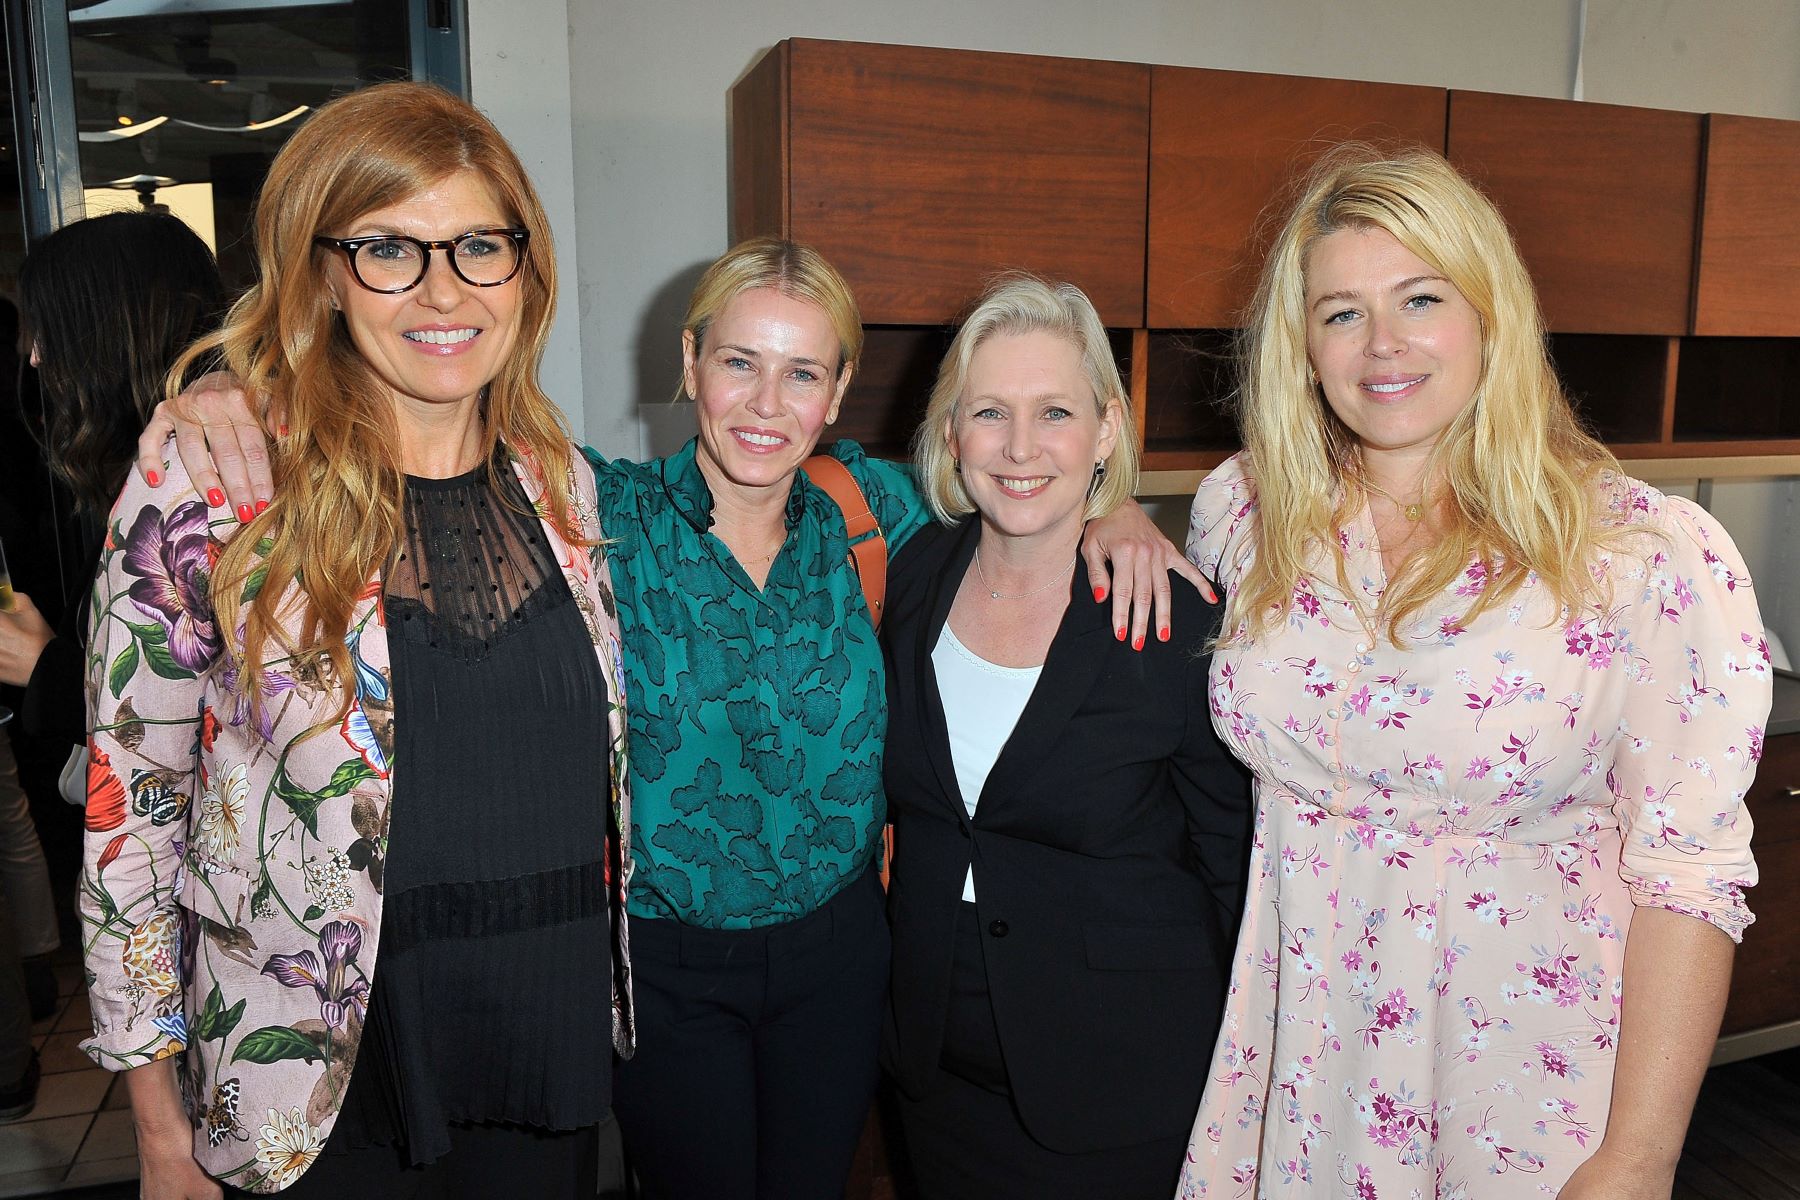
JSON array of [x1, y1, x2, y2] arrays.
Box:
[[1693, 114, 1800, 337], [1721, 732, 1800, 1037], [733, 39, 1150, 327], [1447, 92, 1702, 336], [1146, 66, 1446, 330]]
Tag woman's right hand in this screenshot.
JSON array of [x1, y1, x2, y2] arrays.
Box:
[[137, 1125, 225, 1200], [136, 371, 274, 523]]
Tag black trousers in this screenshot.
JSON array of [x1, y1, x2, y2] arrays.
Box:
[[613, 866, 890, 1200], [227, 1121, 599, 1200], [896, 902, 1187, 1200]]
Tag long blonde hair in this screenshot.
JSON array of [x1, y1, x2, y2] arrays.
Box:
[[181, 82, 578, 711], [1229, 145, 1620, 644]]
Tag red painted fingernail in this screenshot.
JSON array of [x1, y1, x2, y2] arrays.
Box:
[[1159, 626, 1170, 642], [1116, 626, 1126, 641], [206, 488, 225, 507], [1093, 586, 1107, 602], [255, 500, 269, 515], [236, 503, 254, 523], [1133, 634, 1145, 651], [146, 469, 161, 486]]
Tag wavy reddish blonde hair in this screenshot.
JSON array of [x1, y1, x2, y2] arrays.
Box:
[[177, 81, 578, 712]]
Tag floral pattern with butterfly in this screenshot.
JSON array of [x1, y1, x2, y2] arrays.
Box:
[[78, 441, 632, 1193]]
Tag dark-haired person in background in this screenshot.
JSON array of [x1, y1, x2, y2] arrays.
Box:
[[0, 210, 221, 1122], [0, 210, 224, 742]]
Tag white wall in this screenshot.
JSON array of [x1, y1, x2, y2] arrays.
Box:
[[466, 0, 585, 437], [469, 0, 1800, 656]]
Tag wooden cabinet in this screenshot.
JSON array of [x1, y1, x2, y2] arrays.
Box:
[[731, 38, 1150, 327], [1447, 92, 1702, 336], [1693, 114, 1800, 338], [1720, 682, 1800, 1043], [729, 39, 1800, 484], [1146, 67, 1445, 329]]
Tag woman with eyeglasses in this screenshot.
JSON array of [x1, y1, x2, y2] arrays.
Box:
[[78, 82, 632, 1197]]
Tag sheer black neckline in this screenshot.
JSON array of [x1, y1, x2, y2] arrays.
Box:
[[385, 462, 564, 663]]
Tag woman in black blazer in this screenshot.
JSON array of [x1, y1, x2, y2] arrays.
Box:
[[881, 275, 1252, 1200]]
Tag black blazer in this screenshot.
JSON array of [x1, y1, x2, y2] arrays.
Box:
[[880, 519, 1252, 1154]]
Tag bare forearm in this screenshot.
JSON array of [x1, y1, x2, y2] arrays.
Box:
[[123, 1057, 188, 1137], [124, 1058, 226, 1200], [1601, 906, 1734, 1168]]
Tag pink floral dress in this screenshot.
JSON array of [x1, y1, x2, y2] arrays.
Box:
[[1178, 456, 1769, 1199]]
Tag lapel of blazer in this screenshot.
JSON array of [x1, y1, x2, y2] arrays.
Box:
[[508, 446, 636, 1056], [972, 560, 1112, 820], [914, 520, 979, 829]]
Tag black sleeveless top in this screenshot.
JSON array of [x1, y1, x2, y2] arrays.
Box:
[[337, 459, 612, 1165]]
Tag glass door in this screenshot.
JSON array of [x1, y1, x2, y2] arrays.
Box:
[[0, 0, 466, 623], [53, 0, 466, 288]]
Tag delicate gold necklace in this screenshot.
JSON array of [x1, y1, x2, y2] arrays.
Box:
[[722, 528, 784, 568], [1359, 477, 1428, 522], [973, 546, 1077, 600]]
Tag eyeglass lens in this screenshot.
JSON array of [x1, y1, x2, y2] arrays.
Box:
[[352, 232, 521, 290]]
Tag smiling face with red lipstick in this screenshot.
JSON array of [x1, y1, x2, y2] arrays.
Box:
[[682, 286, 852, 505], [1303, 225, 1483, 465], [322, 169, 523, 418]]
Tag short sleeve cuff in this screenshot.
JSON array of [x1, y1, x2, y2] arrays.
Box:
[[1625, 877, 1755, 944]]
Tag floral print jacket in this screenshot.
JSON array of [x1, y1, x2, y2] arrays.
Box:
[[77, 441, 632, 1193]]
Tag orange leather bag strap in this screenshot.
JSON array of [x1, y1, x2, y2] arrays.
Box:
[[801, 454, 887, 631]]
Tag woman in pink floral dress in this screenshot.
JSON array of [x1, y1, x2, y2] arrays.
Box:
[[1178, 147, 1770, 1199]]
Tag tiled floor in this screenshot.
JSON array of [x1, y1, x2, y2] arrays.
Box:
[[0, 953, 137, 1199], [6, 947, 1793, 1200]]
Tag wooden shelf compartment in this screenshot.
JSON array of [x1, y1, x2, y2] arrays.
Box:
[[833, 326, 955, 461], [1138, 329, 1240, 459], [1547, 334, 1675, 446], [1673, 338, 1800, 443]]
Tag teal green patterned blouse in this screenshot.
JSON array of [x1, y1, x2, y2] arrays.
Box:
[[585, 438, 929, 929]]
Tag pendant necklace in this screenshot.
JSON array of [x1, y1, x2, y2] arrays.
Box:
[[1360, 477, 1428, 522], [973, 546, 1077, 600]]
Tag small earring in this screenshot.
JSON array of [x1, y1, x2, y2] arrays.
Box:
[[1087, 461, 1106, 499], [953, 459, 962, 475]]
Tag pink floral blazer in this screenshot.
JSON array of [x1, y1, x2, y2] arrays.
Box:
[[77, 440, 633, 1193]]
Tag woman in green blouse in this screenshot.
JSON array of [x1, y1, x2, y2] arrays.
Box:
[[142, 238, 1200, 1200]]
